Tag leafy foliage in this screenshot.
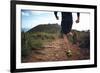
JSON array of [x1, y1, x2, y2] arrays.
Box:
[[21, 24, 60, 58], [67, 30, 90, 49]]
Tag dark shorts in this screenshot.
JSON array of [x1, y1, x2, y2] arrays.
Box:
[[61, 20, 73, 34]]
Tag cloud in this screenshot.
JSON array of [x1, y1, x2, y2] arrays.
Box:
[[22, 12, 30, 16], [31, 11, 52, 16]]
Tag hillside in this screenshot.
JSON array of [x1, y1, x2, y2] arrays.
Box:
[[27, 23, 61, 33], [21, 24, 90, 63]]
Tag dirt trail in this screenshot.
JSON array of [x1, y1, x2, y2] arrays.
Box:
[[22, 38, 90, 63]]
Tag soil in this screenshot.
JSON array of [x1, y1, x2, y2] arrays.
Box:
[[22, 38, 90, 63]]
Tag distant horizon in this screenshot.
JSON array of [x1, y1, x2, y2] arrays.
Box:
[[21, 23, 90, 32], [21, 10, 90, 32]]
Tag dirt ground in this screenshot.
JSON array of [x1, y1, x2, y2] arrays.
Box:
[[22, 38, 90, 63]]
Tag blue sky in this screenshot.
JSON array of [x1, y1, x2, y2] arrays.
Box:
[[21, 10, 90, 32], [21, 10, 61, 31]]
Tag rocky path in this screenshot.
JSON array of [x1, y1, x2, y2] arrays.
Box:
[[22, 38, 90, 63]]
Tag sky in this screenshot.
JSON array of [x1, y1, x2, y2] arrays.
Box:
[[21, 10, 90, 32]]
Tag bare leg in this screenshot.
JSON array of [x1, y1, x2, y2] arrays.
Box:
[[63, 32, 74, 47], [63, 33, 73, 57], [63, 33, 70, 50]]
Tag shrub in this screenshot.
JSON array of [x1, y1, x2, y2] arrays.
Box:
[[21, 31, 57, 58], [28, 39, 43, 49]]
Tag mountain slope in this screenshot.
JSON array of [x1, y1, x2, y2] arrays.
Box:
[[22, 23, 90, 62], [27, 24, 61, 33]]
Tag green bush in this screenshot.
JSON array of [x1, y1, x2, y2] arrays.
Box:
[[28, 39, 43, 49], [21, 31, 58, 58], [30, 32, 56, 40], [21, 32, 32, 57], [67, 30, 90, 49]]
